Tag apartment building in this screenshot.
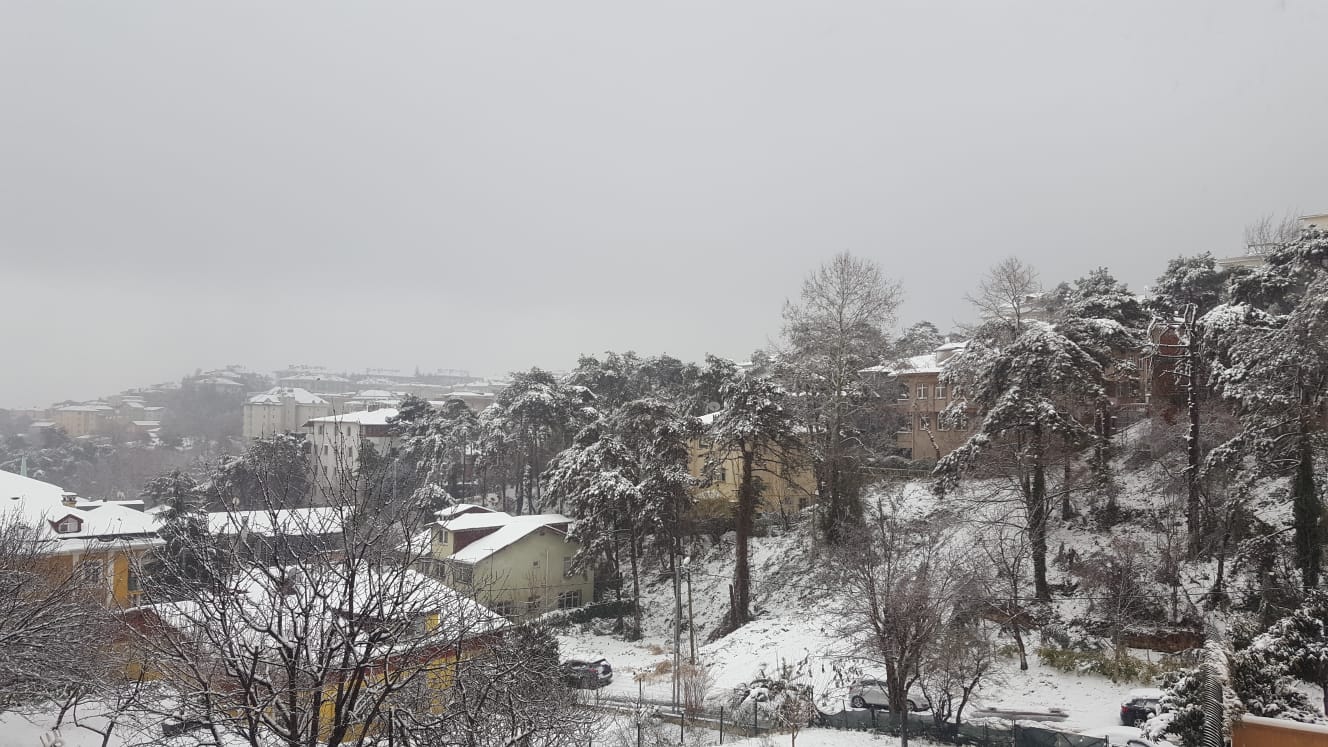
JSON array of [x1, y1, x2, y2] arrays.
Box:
[[870, 341, 977, 463], [243, 387, 334, 440], [304, 408, 399, 500]]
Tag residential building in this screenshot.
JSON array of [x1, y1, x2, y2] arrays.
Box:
[[208, 507, 347, 564], [49, 403, 115, 437], [244, 387, 334, 440], [687, 414, 818, 518], [872, 341, 978, 463], [424, 508, 592, 620], [304, 408, 400, 501], [0, 469, 160, 608]]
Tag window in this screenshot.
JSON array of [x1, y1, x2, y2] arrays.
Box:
[[452, 563, 473, 585], [557, 590, 582, 610], [526, 595, 543, 613], [127, 561, 142, 593], [563, 555, 574, 578], [916, 385, 929, 400], [919, 415, 931, 431], [957, 413, 971, 430], [318, 425, 324, 435], [899, 419, 912, 433], [898, 384, 909, 400], [937, 416, 950, 431], [491, 600, 516, 618], [322, 445, 329, 455], [79, 558, 103, 586], [935, 383, 947, 399], [54, 516, 82, 534]]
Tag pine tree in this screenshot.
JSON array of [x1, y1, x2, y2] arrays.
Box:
[[143, 469, 221, 593], [706, 375, 801, 628], [1203, 228, 1328, 588], [936, 323, 1105, 601]]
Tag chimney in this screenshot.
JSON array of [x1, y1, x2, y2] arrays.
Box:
[[61, 493, 77, 507]]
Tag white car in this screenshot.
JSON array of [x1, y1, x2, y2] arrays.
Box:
[[847, 678, 928, 712]]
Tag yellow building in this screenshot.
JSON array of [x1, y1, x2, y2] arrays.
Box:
[[0, 469, 160, 608], [425, 505, 594, 620], [688, 415, 818, 519]]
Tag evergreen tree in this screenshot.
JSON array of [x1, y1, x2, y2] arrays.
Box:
[[935, 322, 1105, 601], [706, 375, 801, 628], [1202, 229, 1328, 588], [142, 469, 220, 593], [544, 399, 694, 638], [894, 321, 944, 358]]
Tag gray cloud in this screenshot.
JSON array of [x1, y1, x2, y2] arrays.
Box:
[[3, 1, 1326, 406]]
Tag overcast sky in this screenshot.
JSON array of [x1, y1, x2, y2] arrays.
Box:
[[3, 1, 1326, 408]]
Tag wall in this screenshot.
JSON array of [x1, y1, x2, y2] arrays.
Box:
[[466, 530, 594, 619], [893, 371, 974, 461], [687, 439, 818, 519], [1233, 715, 1328, 747]]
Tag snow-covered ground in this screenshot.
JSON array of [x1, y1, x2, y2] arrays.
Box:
[[557, 471, 1194, 738]]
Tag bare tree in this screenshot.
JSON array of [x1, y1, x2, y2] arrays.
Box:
[[779, 251, 903, 544], [1242, 211, 1301, 252], [917, 619, 1000, 729], [127, 442, 590, 747], [828, 496, 978, 747], [977, 522, 1034, 670], [0, 513, 113, 714], [964, 257, 1041, 335]]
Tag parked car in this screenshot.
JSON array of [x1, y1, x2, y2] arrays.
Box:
[[561, 658, 613, 688], [847, 678, 929, 711], [1119, 688, 1164, 726]]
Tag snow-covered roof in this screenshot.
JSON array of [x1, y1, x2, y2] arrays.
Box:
[[208, 507, 346, 537], [435, 503, 497, 522], [0, 470, 161, 549], [138, 565, 505, 651], [130, 420, 161, 427], [445, 512, 573, 564], [56, 404, 113, 412], [354, 389, 397, 399], [305, 408, 400, 426], [247, 387, 328, 405], [29, 421, 55, 428]]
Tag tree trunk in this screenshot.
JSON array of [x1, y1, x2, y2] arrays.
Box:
[[1012, 624, 1028, 670], [627, 528, 643, 639], [1185, 338, 1204, 558], [1292, 431, 1321, 589], [733, 444, 756, 627], [1029, 427, 1051, 602]]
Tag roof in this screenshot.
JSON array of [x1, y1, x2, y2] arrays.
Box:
[[354, 389, 397, 398], [138, 565, 505, 652], [435, 503, 497, 522], [0, 470, 161, 548], [445, 513, 573, 564], [247, 387, 327, 405], [208, 507, 346, 537], [130, 420, 161, 427], [305, 408, 400, 426], [56, 404, 113, 412]]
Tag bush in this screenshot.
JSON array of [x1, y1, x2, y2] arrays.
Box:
[[1036, 645, 1166, 683]]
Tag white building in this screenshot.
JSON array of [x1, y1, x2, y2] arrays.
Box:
[[243, 387, 334, 440], [304, 409, 399, 501]]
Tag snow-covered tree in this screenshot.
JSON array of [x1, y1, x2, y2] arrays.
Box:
[[1148, 252, 1230, 318], [545, 398, 694, 638], [143, 469, 223, 593], [1067, 266, 1150, 329], [706, 374, 801, 628], [1253, 590, 1328, 715], [778, 251, 901, 544], [936, 322, 1106, 601], [0, 514, 111, 712], [830, 498, 980, 746], [894, 320, 944, 358], [483, 369, 597, 514], [131, 449, 589, 747], [212, 432, 311, 509], [1202, 228, 1328, 587], [392, 395, 479, 506]]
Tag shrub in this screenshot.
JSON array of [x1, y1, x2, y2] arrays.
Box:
[[1036, 645, 1166, 683]]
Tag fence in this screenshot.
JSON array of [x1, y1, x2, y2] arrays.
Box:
[[817, 709, 1107, 747]]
